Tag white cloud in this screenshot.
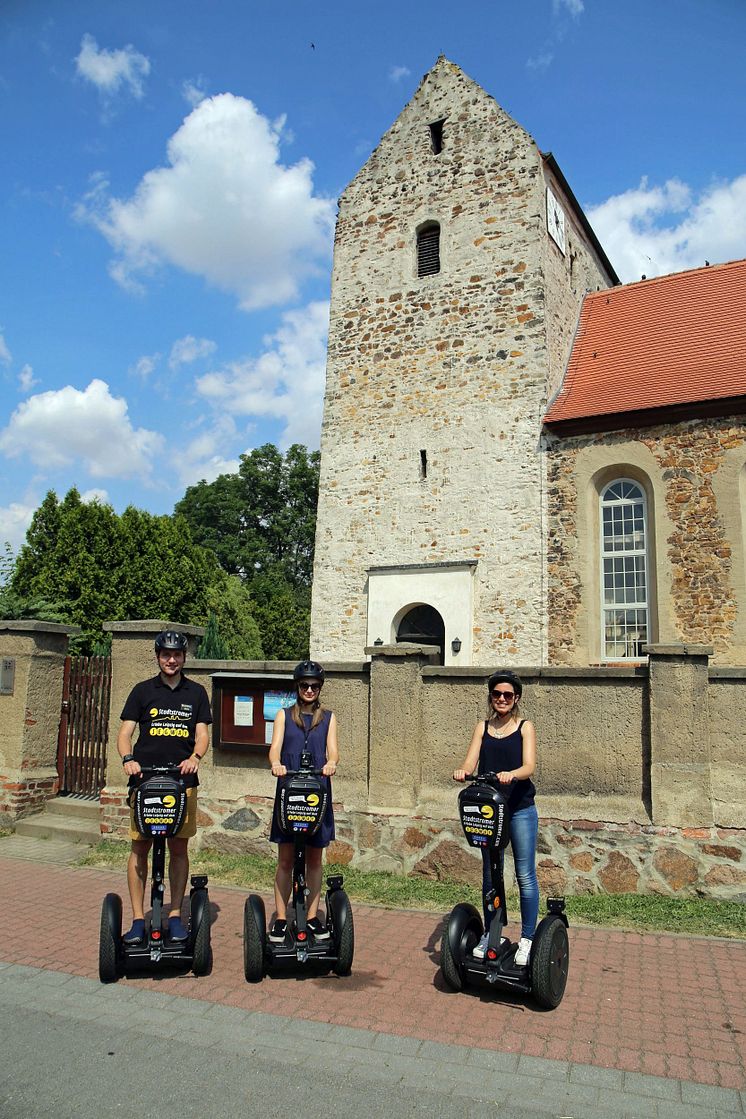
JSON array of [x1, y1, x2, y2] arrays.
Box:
[[0, 379, 162, 481], [0, 500, 36, 555], [527, 52, 554, 72], [0, 332, 11, 365], [18, 365, 39, 393], [177, 416, 242, 488], [389, 65, 411, 83], [588, 174, 746, 284], [78, 93, 335, 310], [182, 79, 207, 108], [169, 335, 217, 370], [75, 33, 150, 99], [195, 300, 329, 449], [80, 488, 109, 504], [131, 353, 160, 379], [553, 0, 584, 15]]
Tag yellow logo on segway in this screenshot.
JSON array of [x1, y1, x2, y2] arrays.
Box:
[[481, 805, 494, 819], [307, 793, 319, 806], [150, 707, 159, 717], [162, 795, 176, 807]]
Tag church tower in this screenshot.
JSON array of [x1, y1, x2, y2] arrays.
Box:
[[310, 57, 616, 666]]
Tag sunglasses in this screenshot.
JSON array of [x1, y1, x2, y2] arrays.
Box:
[[491, 689, 516, 700], [298, 682, 321, 692]]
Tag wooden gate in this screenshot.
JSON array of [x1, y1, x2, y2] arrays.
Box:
[[56, 656, 112, 796]]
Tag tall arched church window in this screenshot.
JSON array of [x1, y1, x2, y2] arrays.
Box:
[[600, 479, 649, 660], [417, 222, 440, 278]]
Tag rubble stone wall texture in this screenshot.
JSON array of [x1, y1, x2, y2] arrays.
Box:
[[545, 421, 746, 666], [100, 791, 746, 902], [310, 57, 613, 667]]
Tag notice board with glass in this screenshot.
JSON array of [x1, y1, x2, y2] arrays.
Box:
[[211, 673, 295, 751]]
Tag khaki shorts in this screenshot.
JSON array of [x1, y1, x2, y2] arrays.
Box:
[[129, 785, 197, 841]]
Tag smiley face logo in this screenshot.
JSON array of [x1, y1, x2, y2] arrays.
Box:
[[481, 804, 494, 819], [162, 795, 176, 808], [307, 793, 319, 806], [150, 708, 159, 718]]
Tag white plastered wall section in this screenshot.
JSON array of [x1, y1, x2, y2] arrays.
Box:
[[366, 562, 476, 665]]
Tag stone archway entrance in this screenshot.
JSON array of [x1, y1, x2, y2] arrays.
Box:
[[396, 605, 445, 664]]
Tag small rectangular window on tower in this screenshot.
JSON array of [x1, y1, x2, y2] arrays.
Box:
[[420, 449, 428, 479], [429, 119, 445, 154], [417, 223, 440, 278]]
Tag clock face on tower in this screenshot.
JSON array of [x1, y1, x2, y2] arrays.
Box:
[[546, 187, 566, 255]]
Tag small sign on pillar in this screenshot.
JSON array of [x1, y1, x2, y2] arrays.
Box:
[[0, 657, 15, 695]]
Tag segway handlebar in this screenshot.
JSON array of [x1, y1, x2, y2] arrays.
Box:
[[456, 772, 514, 782], [282, 765, 326, 778]]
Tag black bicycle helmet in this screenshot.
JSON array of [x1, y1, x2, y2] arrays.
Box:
[[155, 630, 188, 653], [487, 669, 523, 698], [293, 660, 325, 685]]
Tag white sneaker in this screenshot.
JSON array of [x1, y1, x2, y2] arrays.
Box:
[[514, 937, 532, 966], [472, 933, 489, 959], [472, 933, 507, 959]]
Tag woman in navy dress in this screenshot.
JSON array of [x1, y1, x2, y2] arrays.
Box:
[[268, 660, 338, 942], [453, 670, 539, 966]]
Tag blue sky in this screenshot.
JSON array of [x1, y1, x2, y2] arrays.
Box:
[[2, 0, 745, 554]]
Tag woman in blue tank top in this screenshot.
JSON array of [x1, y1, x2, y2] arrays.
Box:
[[267, 660, 339, 943], [453, 670, 539, 966]]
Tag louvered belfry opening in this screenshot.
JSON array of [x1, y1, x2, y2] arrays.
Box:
[[417, 222, 440, 278]]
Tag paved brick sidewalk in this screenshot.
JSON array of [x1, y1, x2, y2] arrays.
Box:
[[1, 853, 744, 1092]]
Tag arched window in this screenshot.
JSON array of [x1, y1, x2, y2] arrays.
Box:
[[600, 479, 649, 660], [417, 222, 440, 278]]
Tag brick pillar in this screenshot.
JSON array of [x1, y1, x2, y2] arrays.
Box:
[[647, 643, 713, 828], [0, 621, 80, 826], [101, 620, 205, 837], [367, 643, 438, 810]]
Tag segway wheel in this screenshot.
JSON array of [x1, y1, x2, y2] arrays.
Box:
[[98, 893, 122, 983], [440, 903, 482, 992], [190, 889, 211, 976], [530, 914, 569, 1009], [243, 895, 267, 983], [330, 891, 354, 976]]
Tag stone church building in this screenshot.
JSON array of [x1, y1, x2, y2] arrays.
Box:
[[310, 56, 746, 668]]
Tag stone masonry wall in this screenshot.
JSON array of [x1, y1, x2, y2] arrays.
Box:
[[545, 420, 746, 666], [310, 57, 614, 668], [99, 791, 746, 903]]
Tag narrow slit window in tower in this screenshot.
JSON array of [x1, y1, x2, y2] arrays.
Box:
[[429, 119, 445, 154], [420, 449, 427, 479], [417, 223, 440, 278]]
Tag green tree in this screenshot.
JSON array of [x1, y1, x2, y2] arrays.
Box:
[[175, 443, 320, 584], [205, 574, 263, 659], [9, 489, 260, 654], [197, 611, 229, 660], [175, 443, 319, 658]]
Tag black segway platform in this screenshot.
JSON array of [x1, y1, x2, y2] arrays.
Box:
[[440, 775, 569, 1009], [98, 767, 211, 982]]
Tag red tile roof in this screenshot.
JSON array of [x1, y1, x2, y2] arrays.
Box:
[[544, 258, 746, 431]]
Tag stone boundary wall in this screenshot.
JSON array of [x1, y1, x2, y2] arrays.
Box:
[[2, 620, 744, 901], [99, 789, 746, 902]]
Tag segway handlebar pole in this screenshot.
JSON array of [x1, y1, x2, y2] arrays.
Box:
[[456, 772, 514, 782]]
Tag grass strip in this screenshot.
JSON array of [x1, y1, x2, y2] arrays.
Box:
[[79, 841, 745, 939]]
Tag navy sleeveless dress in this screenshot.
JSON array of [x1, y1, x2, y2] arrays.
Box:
[[269, 709, 335, 848]]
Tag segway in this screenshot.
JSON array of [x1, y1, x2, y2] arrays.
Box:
[[440, 773, 569, 1008], [98, 765, 211, 982], [243, 750, 354, 981]]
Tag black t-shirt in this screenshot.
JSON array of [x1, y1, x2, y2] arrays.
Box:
[[121, 674, 212, 787]]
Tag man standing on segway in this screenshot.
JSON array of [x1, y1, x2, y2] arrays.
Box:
[[117, 630, 212, 945]]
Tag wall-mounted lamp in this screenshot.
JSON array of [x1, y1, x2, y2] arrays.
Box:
[[451, 637, 462, 654], [374, 637, 383, 646]]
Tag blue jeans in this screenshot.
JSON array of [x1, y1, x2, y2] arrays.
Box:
[[481, 803, 539, 940]]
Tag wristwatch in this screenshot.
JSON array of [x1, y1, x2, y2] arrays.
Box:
[[121, 753, 135, 765]]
